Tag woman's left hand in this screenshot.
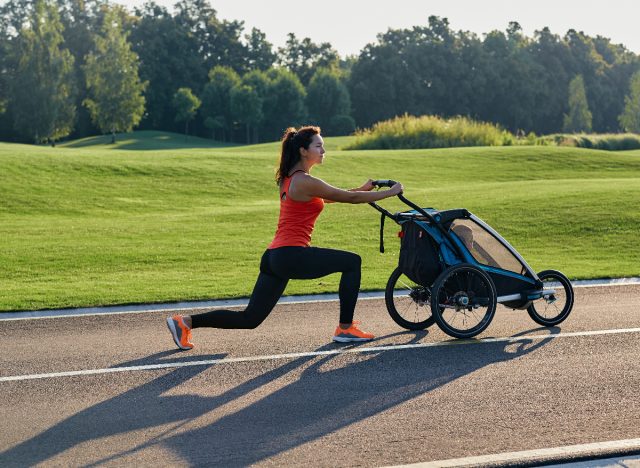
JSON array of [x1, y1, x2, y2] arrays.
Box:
[[359, 179, 375, 191]]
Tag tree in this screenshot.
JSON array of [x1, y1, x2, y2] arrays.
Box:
[[263, 68, 306, 140], [240, 69, 270, 141], [83, 7, 146, 143], [528, 27, 573, 134], [244, 27, 276, 71], [200, 65, 240, 141], [563, 74, 592, 133], [129, 3, 200, 132], [57, 0, 104, 138], [348, 41, 404, 128], [478, 25, 542, 132], [306, 68, 353, 135], [348, 16, 465, 129], [277, 33, 339, 85], [174, 0, 247, 73], [230, 83, 262, 143], [10, 0, 76, 143], [173, 87, 201, 139], [619, 70, 640, 133], [0, 12, 9, 118]]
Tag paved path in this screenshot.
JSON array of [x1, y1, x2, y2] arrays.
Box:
[[1, 285, 639, 467]]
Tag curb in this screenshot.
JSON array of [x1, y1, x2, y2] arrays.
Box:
[[1, 277, 639, 321]]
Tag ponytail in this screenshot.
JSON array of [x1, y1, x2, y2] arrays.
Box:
[[275, 126, 321, 185]]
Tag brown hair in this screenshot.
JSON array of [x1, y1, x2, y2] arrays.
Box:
[[275, 126, 321, 185]]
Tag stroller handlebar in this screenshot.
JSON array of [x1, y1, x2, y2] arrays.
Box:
[[369, 179, 401, 221], [371, 179, 398, 188], [369, 183, 465, 258], [368, 180, 438, 224]]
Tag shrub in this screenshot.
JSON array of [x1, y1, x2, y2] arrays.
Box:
[[327, 114, 356, 136], [344, 114, 515, 150], [536, 133, 640, 151]]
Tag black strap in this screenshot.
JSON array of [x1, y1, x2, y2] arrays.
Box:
[[379, 212, 386, 253], [282, 169, 307, 199]]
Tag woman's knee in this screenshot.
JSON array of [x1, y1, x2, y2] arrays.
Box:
[[237, 304, 272, 329], [346, 252, 362, 271], [242, 318, 263, 329], [236, 311, 267, 329]]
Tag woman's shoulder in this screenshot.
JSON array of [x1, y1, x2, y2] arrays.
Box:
[[289, 171, 313, 186], [290, 172, 324, 184], [287, 172, 328, 201]]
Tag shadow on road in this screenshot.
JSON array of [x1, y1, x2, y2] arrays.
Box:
[[0, 327, 557, 466]]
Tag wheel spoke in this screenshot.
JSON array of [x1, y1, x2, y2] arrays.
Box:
[[386, 271, 434, 327], [434, 266, 495, 337], [528, 273, 572, 325], [470, 308, 481, 323]]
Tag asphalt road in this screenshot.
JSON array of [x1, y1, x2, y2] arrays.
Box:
[[1, 285, 639, 467]]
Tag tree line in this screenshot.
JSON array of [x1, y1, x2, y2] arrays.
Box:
[[1, 0, 639, 145], [350, 17, 640, 135]]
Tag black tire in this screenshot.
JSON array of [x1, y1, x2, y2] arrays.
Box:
[[527, 270, 574, 326], [430, 263, 497, 339], [385, 267, 435, 330]]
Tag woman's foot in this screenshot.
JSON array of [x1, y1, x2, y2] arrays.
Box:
[[332, 321, 374, 342], [166, 314, 194, 350]]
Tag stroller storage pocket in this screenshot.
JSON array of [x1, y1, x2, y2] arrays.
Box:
[[399, 221, 441, 286]]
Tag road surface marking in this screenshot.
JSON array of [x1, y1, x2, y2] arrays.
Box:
[[385, 438, 640, 467], [2, 327, 640, 382]]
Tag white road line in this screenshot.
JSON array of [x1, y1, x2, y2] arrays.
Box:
[[2, 277, 640, 321], [2, 327, 640, 383], [385, 438, 640, 467]]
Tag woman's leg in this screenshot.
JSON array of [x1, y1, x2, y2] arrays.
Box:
[[190, 250, 288, 329], [268, 247, 361, 324]]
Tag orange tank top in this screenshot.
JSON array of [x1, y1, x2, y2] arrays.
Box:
[[268, 171, 325, 249]]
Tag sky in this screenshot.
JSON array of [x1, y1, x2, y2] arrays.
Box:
[[109, 0, 640, 56]]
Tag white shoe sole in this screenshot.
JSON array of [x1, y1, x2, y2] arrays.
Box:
[[332, 336, 374, 343]]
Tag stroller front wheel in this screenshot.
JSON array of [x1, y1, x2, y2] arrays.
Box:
[[527, 270, 574, 326], [385, 267, 435, 330]]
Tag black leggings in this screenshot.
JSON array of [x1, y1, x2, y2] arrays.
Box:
[[190, 246, 361, 329]]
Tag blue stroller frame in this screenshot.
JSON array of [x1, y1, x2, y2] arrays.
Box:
[[369, 180, 574, 339]]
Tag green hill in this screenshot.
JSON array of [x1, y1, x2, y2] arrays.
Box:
[[1, 137, 639, 311], [57, 131, 356, 151], [58, 130, 239, 150]]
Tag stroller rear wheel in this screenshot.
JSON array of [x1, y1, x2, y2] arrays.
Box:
[[527, 270, 574, 326], [431, 263, 497, 339], [385, 267, 435, 330]]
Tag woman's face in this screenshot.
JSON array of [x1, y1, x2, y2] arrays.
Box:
[[301, 134, 325, 166]]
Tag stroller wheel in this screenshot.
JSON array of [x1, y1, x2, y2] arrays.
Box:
[[431, 263, 497, 339], [385, 267, 435, 330], [527, 270, 574, 326]]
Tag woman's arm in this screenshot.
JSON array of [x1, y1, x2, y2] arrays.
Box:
[[290, 174, 402, 203], [323, 179, 375, 203]]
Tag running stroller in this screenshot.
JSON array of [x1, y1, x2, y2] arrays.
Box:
[[369, 180, 574, 339]]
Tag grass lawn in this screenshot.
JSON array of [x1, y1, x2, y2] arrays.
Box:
[[1, 133, 639, 311]]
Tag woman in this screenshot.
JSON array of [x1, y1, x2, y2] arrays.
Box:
[[167, 126, 402, 350]]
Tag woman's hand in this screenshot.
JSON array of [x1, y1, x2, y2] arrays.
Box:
[[387, 182, 404, 196], [359, 179, 375, 191]]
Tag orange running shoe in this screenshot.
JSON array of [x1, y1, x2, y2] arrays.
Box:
[[166, 314, 194, 350], [332, 321, 374, 342]]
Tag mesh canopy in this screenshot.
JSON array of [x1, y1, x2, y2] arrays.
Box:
[[450, 219, 525, 274]]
